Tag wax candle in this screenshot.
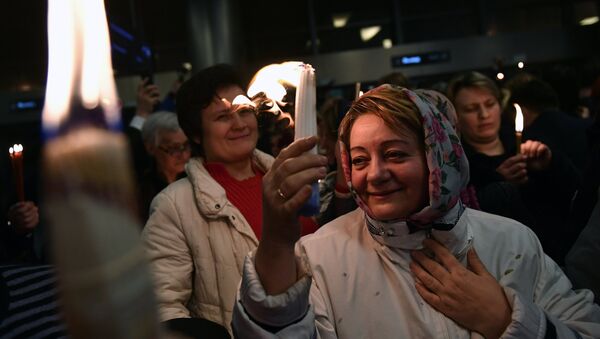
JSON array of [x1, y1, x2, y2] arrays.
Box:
[[8, 144, 24, 201]]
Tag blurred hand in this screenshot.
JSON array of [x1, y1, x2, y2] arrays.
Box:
[[521, 140, 552, 171], [261, 136, 328, 247], [496, 154, 528, 184], [410, 239, 512, 339], [7, 201, 39, 236], [136, 78, 160, 117]]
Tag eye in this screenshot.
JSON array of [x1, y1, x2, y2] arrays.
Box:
[[484, 100, 497, 108], [351, 156, 368, 168], [385, 150, 407, 160], [216, 113, 230, 121]]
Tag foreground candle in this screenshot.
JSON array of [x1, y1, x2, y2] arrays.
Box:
[[8, 144, 25, 201], [294, 64, 320, 216], [43, 1, 158, 337], [514, 103, 524, 154]]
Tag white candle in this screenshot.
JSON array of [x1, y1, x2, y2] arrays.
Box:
[[294, 64, 317, 152]]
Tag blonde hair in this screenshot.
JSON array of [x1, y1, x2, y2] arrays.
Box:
[[339, 85, 424, 150]]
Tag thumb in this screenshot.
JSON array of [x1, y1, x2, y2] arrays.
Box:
[[467, 247, 487, 275]]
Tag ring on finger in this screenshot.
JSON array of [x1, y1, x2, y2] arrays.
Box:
[[277, 187, 287, 200]]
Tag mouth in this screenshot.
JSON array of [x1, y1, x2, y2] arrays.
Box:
[[368, 189, 400, 198], [228, 133, 251, 141]]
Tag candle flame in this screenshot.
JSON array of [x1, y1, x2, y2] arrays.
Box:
[[247, 61, 304, 102], [514, 103, 524, 132], [231, 94, 255, 106], [9, 144, 23, 155], [42, 0, 119, 134]]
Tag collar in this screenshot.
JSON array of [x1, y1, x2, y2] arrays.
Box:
[[366, 201, 472, 255]]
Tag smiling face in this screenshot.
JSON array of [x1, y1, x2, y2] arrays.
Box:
[[453, 86, 501, 145], [349, 114, 429, 220], [199, 85, 259, 163]]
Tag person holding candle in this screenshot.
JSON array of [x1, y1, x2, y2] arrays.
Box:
[[446, 71, 580, 264], [141, 64, 317, 337], [231, 84, 600, 338]]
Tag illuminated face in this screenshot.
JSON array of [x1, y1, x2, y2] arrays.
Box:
[[199, 85, 259, 163], [153, 129, 191, 181], [454, 87, 501, 145], [349, 114, 429, 220]]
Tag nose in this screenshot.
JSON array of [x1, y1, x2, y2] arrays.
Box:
[[366, 156, 391, 185], [477, 105, 490, 119], [231, 112, 248, 129]]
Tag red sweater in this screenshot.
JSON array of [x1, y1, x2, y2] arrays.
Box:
[[205, 162, 317, 239]]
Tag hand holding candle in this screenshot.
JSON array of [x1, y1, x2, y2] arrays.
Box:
[[9, 144, 25, 202], [514, 103, 524, 154]]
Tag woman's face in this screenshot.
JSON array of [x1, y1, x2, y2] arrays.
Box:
[[153, 129, 191, 180], [349, 114, 429, 220], [454, 87, 501, 145], [199, 85, 259, 163]]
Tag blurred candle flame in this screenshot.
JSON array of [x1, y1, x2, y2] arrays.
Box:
[[42, 0, 119, 134], [247, 61, 303, 102], [514, 103, 524, 132]]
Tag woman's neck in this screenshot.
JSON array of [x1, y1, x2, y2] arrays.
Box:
[[468, 137, 504, 156], [220, 158, 255, 180]]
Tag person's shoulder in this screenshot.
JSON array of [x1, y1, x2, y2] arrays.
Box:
[[463, 208, 538, 246]]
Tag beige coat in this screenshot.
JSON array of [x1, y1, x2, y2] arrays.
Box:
[[142, 150, 274, 333]]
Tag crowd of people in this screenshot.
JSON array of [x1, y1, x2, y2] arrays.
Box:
[[2, 60, 600, 338]]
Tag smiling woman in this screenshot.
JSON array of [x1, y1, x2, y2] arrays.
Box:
[[140, 64, 318, 338], [232, 85, 600, 339]]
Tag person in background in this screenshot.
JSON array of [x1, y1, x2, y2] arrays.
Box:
[[232, 85, 600, 338], [316, 97, 356, 226], [125, 78, 161, 179], [377, 71, 410, 88], [141, 64, 317, 338], [447, 71, 579, 264], [138, 111, 191, 223]]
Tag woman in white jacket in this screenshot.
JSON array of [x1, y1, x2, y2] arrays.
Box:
[[141, 64, 318, 337], [232, 85, 600, 338]]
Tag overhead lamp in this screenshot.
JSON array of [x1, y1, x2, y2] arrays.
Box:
[[579, 16, 599, 25], [360, 26, 381, 42], [382, 39, 392, 49], [332, 13, 350, 28]]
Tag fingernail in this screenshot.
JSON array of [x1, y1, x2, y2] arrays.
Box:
[[319, 167, 327, 176]]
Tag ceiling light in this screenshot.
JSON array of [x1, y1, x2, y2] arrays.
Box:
[[579, 16, 599, 25], [517, 62, 524, 69], [332, 13, 350, 28], [382, 39, 392, 49], [360, 26, 381, 42], [496, 72, 505, 80]]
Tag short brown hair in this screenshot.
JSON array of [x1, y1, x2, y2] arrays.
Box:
[[339, 85, 424, 150], [446, 71, 501, 104]]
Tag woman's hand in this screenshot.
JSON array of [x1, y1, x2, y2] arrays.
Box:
[[256, 136, 328, 294], [521, 140, 552, 171], [7, 201, 39, 236], [410, 239, 512, 339], [496, 154, 528, 184]]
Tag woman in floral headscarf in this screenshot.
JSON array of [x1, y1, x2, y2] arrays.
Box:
[[231, 85, 600, 338]]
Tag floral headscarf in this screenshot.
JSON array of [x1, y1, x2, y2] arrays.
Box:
[[339, 85, 470, 234]]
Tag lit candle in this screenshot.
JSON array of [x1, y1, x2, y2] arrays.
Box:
[[247, 62, 320, 215], [514, 103, 524, 154], [8, 144, 25, 202], [42, 1, 158, 336]]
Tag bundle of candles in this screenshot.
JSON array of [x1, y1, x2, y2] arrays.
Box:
[[8, 144, 24, 201], [248, 62, 320, 216], [42, 1, 158, 337]]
